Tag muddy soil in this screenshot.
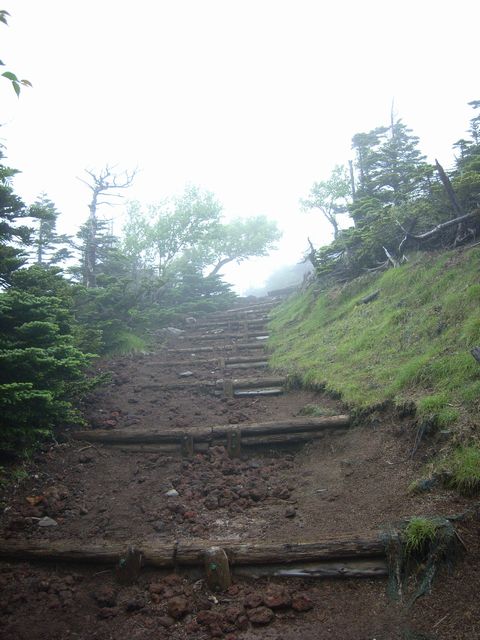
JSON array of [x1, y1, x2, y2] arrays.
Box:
[[1, 300, 478, 639]]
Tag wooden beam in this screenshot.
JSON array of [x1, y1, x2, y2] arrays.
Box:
[[215, 376, 286, 390], [72, 416, 350, 445], [0, 533, 387, 568], [167, 342, 265, 354], [190, 332, 269, 341], [234, 559, 388, 579]]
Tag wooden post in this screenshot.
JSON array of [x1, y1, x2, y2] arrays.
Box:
[[180, 433, 194, 458], [204, 546, 231, 591], [223, 379, 234, 398], [227, 428, 241, 458], [116, 546, 143, 585]]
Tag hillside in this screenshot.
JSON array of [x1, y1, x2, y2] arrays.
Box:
[[269, 246, 480, 436]]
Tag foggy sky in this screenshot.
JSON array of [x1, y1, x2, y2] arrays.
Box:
[[1, 0, 478, 293]]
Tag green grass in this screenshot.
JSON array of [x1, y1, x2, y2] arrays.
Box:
[[439, 446, 480, 495], [107, 330, 149, 355], [268, 248, 480, 424], [403, 517, 439, 555]]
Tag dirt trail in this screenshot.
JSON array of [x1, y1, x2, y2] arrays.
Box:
[[0, 298, 478, 640]]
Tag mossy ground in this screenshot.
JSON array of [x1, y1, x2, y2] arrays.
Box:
[[268, 247, 480, 429]]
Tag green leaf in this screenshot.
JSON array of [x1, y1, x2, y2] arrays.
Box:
[[12, 80, 20, 97], [20, 79, 32, 87], [0, 10, 10, 25], [2, 71, 18, 82]]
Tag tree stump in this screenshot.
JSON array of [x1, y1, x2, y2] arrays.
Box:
[[204, 546, 231, 591]]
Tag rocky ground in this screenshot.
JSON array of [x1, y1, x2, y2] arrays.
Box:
[[0, 299, 479, 639]]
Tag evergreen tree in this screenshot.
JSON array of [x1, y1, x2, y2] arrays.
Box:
[[452, 100, 480, 213], [0, 148, 30, 287], [29, 193, 71, 265], [350, 117, 430, 224]]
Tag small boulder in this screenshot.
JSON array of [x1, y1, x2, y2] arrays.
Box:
[[37, 516, 58, 527], [264, 586, 291, 609], [247, 606, 274, 625], [92, 586, 117, 608], [291, 592, 314, 612], [243, 592, 263, 609], [167, 595, 189, 619], [157, 615, 175, 628]]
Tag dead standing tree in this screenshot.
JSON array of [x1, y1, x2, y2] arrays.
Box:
[[78, 166, 136, 288]]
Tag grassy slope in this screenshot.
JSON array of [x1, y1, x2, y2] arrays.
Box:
[[269, 248, 480, 429]]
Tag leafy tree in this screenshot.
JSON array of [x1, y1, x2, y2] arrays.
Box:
[[124, 186, 222, 278], [124, 185, 281, 279], [301, 165, 351, 239], [195, 215, 282, 276]]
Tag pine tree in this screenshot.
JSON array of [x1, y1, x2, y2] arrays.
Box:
[[0, 147, 30, 287], [29, 194, 71, 265]]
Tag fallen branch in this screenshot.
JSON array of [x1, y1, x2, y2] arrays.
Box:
[[399, 210, 479, 251]]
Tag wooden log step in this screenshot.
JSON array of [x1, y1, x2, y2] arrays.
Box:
[[215, 376, 286, 389], [226, 355, 271, 364], [80, 430, 333, 452], [234, 559, 388, 579], [225, 361, 268, 370], [195, 318, 268, 329], [144, 355, 270, 368], [167, 342, 265, 354], [190, 332, 269, 341], [132, 376, 285, 393], [0, 533, 387, 568], [236, 342, 267, 350], [133, 381, 215, 392], [233, 388, 283, 397], [72, 416, 351, 445], [211, 302, 277, 316], [145, 358, 217, 367]]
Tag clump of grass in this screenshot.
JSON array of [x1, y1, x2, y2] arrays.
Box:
[[108, 331, 148, 355], [403, 517, 439, 555], [441, 445, 480, 495], [298, 404, 336, 417], [417, 393, 459, 428]]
